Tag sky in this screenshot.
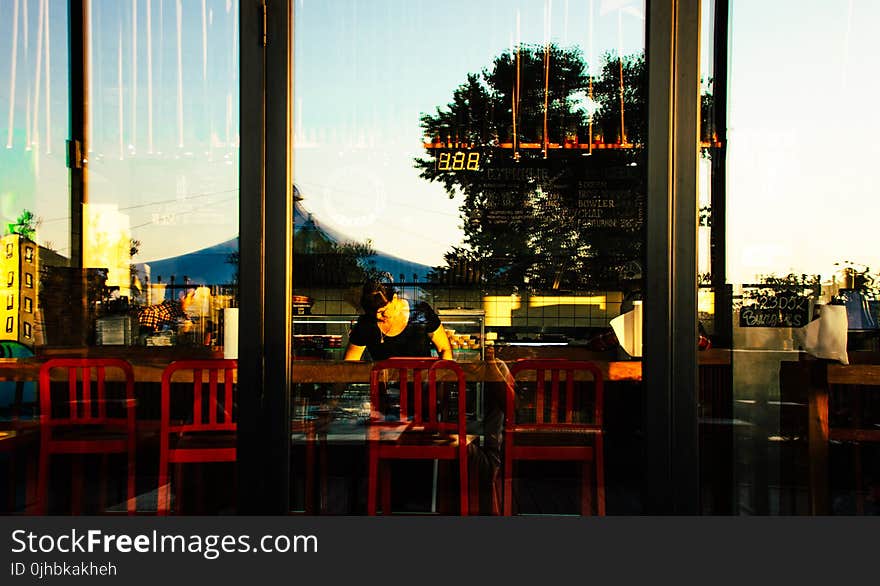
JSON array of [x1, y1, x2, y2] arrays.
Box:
[[0, 0, 878, 287], [726, 0, 880, 285], [292, 0, 646, 266]]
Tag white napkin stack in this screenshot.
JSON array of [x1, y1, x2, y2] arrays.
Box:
[[794, 304, 848, 365]]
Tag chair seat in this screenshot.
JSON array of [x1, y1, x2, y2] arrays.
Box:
[[510, 427, 601, 447], [48, 426, 129, 441], [46, 427, 130, 454], [373, 432, 478, 460], [171, 431, 236, 450], [167, 431, 236, 464]]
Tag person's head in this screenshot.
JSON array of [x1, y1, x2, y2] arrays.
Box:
[[360, 277, 397, 321]]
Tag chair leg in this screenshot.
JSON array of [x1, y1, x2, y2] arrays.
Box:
[[596, 441, 606, 516], [177, 464, 186, 514], [490, 467, 502, 516], [380, 462, 392, 515], [367, 448, 378, 516], [71, 456, 84, 515], [195, 464, 205, 514], [468, 452, 479, 515], [99, 454, 109, 513], [581, 461, 593, 516], [24, 452, 37, 513], [503, 451, 513, 516], [36, 440, 49, 515], [157, 455, 169, 516], [459, 452, 468, 516], [127, 440, 137, 515]]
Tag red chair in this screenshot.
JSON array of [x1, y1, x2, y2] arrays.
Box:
[[367, 358, 473, 515], [37, 358, 136, 515], [503, 359, 605, 516], [158, 359, 237, 515]]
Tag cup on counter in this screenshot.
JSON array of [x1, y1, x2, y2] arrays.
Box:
[[223, 308, 239, 359]]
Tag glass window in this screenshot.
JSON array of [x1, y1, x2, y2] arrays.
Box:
[[6, 294, 14, 310], [5, 316, 13, 333], [79, 0, 239, 355], [703, 0, 880, 515], [1, 0, 242, 515], [292, 0, 647, 515]]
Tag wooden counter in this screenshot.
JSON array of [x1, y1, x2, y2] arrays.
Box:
[[0, 348, 731, 383]]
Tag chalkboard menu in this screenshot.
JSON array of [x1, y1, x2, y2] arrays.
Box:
[[739, 292, 810, 328], [476, 150, 645, 289]]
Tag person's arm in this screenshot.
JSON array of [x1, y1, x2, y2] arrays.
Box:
[[344, 343, 366, 361], [429, 326, 454, 360]]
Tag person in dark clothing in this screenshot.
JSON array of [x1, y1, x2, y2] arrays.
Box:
[[344, 278, 452, 361]]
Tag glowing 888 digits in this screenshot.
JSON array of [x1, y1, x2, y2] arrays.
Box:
[[436, 151, 480, 171]]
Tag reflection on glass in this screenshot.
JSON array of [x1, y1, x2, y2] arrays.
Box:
[[292, 0, 647, 515], [698, 0, 880, 515]]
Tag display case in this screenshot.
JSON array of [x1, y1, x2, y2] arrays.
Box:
[[292, 315, 358, 360], [436, 308, 485, 361], [437, 308, 486, 423]]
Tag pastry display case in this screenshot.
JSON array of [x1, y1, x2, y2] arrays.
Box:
[[292, 315, 358, 360], [436, 308, 485, 361]]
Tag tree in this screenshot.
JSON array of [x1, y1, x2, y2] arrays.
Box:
[[416, 45, 647, 290], [6, 209, 39, 241]]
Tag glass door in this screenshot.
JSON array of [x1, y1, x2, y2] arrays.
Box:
[[704, 0, 880, 515], [291, 0, 651, 515]]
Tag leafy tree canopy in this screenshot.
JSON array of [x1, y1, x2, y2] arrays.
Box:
[[416, 46, 647, 291]]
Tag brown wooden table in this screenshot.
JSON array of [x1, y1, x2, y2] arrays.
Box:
[[806, 361, 880, 514]]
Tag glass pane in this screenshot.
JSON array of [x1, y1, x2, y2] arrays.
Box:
[[0, 0, 69, 514], [292, 0, 647, 515], [1, 0, 241, 515], [709, 0, 880, 514], [0, 0, 70, 347]]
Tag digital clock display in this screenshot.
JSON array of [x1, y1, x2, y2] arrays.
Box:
[[436, 150, 481, 171]]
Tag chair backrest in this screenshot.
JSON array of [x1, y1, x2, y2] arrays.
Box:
[[38, 358, 135, 428], [369, 357, 467, 434], [507, 359, 604, 431], [160, 359, 237, 435]]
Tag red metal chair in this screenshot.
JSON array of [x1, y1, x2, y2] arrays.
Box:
[[367, 358, 473, 515], [37, 358, 136, 515], [158, 359, 237, 515], [503, 359, 605, 516]]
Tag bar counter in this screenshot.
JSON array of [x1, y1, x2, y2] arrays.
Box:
[[0, 348, 732, 383]]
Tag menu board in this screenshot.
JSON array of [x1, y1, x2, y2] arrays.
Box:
[[739, 292, 810, 328], [477, 150, 645, 288]]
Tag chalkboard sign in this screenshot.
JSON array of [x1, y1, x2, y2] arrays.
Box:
[[478, 150, 645, 289], [739, 293, 810, 328]]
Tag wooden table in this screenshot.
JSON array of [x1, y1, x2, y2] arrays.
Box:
[[805, 361, 880, 514]]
